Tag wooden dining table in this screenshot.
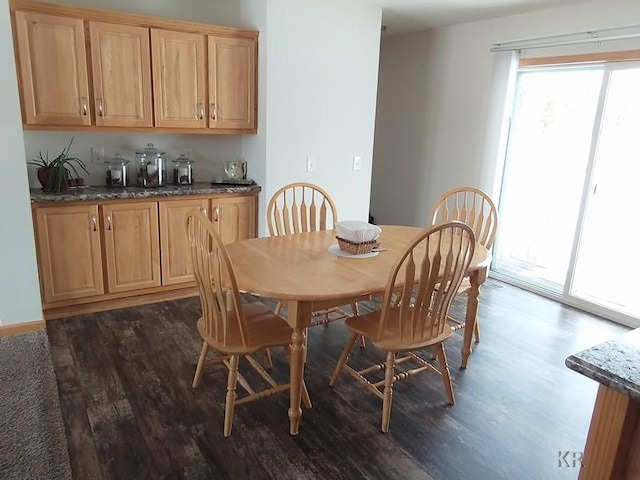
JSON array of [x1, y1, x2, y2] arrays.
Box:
[[225, 225, 491, 435]]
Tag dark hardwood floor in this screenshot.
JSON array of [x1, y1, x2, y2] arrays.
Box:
[[46, 279, 629, 480]]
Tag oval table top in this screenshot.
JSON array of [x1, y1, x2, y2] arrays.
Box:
[[225, 225, 490, 302]]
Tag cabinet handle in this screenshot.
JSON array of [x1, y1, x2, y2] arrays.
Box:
[[210, 103, 216, 120], [201, 207, 207, 216], [196, 102, 204, 120], [80, 97, 88, 116], [106, 213, 112, 231], [97, 98, 104, 117], [91, 214, 97, 231], [214, 205, 219, 222]]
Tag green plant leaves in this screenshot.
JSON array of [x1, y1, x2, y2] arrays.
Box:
[[28, 136, 89, 192]]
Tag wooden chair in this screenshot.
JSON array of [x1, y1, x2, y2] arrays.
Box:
[[267, 182, 365, 344], [187, 210, 311, 437], [430, 186, 498, 343], [330, 221, 475, 432]]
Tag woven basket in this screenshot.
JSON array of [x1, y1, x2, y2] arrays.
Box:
[[336, 236, 378, 255]]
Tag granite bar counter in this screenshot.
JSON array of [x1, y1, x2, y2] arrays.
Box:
[[566, 328, 640, 479], [30, 181, 261, 203]]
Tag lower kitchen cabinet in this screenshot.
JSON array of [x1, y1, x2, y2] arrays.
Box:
[[212, 195, 257, 244], [159, 195, 257, 286], [159, 197, 208, 286], [34, 204, 104, 304], [32, 192, 258, 317], [102, 201, 161, 293]]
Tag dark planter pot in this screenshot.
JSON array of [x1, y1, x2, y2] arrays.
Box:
[[36, 168, 67, 192]]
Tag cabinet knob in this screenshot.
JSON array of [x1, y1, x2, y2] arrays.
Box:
[[106, 213, 112, 230], [91, 214, 97, 231], [80, 97, 88, 116], [196, 102, 204, 120], [210, 103, 216, 120], [214, 205, 219, 222]]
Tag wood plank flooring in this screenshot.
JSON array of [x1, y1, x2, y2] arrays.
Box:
[[46, 279, 630, 480]]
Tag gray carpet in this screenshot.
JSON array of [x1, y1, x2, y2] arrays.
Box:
[[0, 330, 72, 480]]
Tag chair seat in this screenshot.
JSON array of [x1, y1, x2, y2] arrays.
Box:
[[345, 310, 454, 352], [198, 302, 292, 354]]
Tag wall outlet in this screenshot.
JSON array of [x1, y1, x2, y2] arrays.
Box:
[[306, 156, 316, 172], [353, 156, 362, 171], [91, 146, 105, 164]]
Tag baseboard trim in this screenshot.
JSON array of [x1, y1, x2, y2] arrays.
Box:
[[0, 320, 46, 336], [43, 287, 199, 320]]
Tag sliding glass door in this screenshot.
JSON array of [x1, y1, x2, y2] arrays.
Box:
[[493, 60, 640, 326], [571, 67, 640, 318]]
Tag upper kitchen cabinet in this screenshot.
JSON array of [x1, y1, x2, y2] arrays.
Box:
[[208, 36, 257, 130], [89, 22, 153, 127], [9, 0, 259, 134], [151, 29, 206, 129], [13, 11, 91, 126]]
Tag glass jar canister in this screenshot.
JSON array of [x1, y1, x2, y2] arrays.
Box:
[[105, 154, 129, 187], [172, 154, 194, 185], [135, 143, 166, 187]]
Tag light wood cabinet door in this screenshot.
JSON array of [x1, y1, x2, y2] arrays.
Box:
[[34, 204, 104, 304], [151, 29, 206, 128], [102, 202, 161, 293], [212, 195, 257, 244], [208, 36, 257, 130], [13, 11, 91, 125], [89, 22, 153, 127], [159, 198, 208, 286]]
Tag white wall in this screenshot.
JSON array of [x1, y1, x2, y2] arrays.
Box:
[[0, 0, 42, 326], [371, 0, 640, 227], [239, 0, 267, 228], [259, 0, 382, 235]]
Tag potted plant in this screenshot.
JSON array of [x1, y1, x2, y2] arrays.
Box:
[[28, 137, 89, 193]]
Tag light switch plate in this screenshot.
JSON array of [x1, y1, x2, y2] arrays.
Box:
[[306, 156, 316, 172]]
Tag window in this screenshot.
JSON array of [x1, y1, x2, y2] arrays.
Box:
[[493, 53, 640, 327]]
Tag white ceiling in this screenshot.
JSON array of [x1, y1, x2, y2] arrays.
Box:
[[365, 0, 594, 35]]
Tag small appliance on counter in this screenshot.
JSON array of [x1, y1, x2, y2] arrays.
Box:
[[211, 158, 255, 185], [224, 159, 247, 180], [172, 154, 194, 185], [105, 154, 129, 187], [135, 143, 166, 187]]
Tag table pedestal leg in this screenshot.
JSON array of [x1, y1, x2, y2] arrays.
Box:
[[287, 301, 311, 435], [461, 267, 486, 369]]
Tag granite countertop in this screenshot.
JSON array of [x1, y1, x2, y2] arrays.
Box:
[[566, 328, 640, 401], [30, 182, 261, 203]]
